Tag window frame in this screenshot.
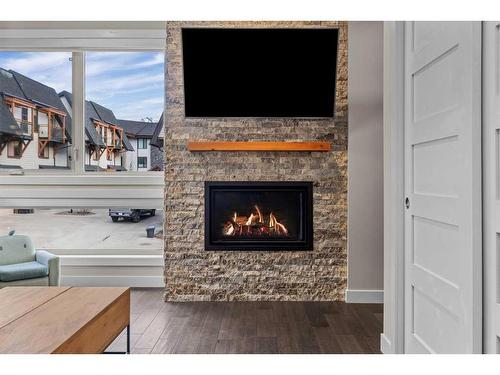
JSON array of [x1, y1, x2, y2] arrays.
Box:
[[138, 138, 148, 149], [0, 22, 166, 209], [137, 156, 148, 169]]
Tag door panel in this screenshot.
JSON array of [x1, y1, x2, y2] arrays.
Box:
[[404, 21, 482, 353]]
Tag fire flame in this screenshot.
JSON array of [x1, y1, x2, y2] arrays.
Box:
[[223, 205, 288, 237]]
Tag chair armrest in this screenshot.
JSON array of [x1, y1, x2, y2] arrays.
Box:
[[35, 250, 60, 286]]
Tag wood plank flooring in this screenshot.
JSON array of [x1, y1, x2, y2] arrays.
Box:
[[107, 288, 383, 354]]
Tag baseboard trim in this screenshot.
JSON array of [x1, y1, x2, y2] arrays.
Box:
[[345, 289, 384, 303], [380, 333, 392, 354], [61, 275, 164, 288]]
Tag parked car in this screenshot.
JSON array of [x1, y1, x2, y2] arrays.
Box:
[[109, 208, 156, 223]]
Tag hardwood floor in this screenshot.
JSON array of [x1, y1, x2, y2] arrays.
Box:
[[107, 288, 383, 354]]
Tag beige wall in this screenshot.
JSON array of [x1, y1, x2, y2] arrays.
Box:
[[347, 22, 384, 298]]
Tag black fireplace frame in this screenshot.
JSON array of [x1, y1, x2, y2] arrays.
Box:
[[204, 181, 313, 251]]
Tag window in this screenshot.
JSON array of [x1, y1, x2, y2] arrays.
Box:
[[0, 24, 165, 228], [85, 51, 164, 174], [138, 156, 148, 169], [0, 207, 164, 254], [7, 140, 23, 158], [0, 23, 166, 287]]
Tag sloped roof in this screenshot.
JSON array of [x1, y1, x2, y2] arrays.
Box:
[[0, 69, 72, 141], [58, 90, 73, 110], [59, 91, 104, 147], [11, 70, 72, 141], [117, 118, 157, 138], [59, 91, 134, 151], [0, 164, 22, 169], [90, 101, 119, 126], [0, 96, 23, 137], [120, 131, 134, 152], [86, 107, 106, 147], [0, 69, 30, 137], [150, 112, 164, 148], [0, 69, 25, 98], [11, 71, 67, 112]]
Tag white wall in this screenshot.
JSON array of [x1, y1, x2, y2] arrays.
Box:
[[346, 21, 384, 303], [125, 140, 138, 171], [0, 132, 68, 169], [121, 137, 153, 171]]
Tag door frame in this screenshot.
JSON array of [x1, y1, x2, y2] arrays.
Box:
[[382, 21, 483, 354], [481, 21, 500, 354], [382, 21, 405, 354]]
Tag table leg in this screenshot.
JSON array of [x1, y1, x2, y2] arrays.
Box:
[[126, 324, 130, 354], [103, 324, 130, 354]]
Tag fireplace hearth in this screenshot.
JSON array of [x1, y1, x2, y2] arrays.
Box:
[[204, 181, 313, 251]]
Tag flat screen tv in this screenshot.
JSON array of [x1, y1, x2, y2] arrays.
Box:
[[182, 28, 339, 118]]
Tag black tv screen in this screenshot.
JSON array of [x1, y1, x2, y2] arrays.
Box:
[[182, 28, 339, 118]]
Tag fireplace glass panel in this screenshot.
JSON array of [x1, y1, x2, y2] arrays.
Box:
[[205, 182, 313, 251]]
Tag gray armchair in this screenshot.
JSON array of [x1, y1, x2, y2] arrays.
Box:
[[0, 232, 60, 287]]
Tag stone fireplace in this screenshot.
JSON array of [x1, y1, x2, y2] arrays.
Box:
[[164, 21, 348, 301]]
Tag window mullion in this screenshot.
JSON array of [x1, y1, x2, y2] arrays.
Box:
[[71, 51, 85, 174]]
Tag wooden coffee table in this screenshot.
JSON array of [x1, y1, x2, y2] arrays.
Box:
[[0, 287, 130, 354]]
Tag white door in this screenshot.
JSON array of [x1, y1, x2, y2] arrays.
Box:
[[482, 21, 500, 354], [404, 21, 482, 353]]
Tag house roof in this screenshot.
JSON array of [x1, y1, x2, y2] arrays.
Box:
[[150, 112, 164, 149], [90, 101, 119, 126], [11, 71, 67, 113], [58, 91, 134, 152], [119, 130, 134, 151], [85, 102, 106, 147], [0, 69, 25, 98], [0, 96, 23, 137], [0, 68, 72, 141], [0, 164, 22, 169], [117, 119, 157, 138], [60, 90, 100, 146]]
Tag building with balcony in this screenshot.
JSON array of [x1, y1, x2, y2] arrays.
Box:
[[0, 68, 71, 170], [59, 90, 163, 172], [0, 69, 163, 172]]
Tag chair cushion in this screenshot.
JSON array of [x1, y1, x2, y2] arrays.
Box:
[[0, 234, 36, 266], [0, 261, 48, 282]]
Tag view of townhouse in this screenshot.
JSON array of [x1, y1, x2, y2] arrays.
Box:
[[0, 52, 164, 172]]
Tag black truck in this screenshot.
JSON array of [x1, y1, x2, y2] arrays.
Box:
[[108, 208, 156, 223]]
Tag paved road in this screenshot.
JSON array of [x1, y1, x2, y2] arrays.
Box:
[[0, 208, 163, 251]]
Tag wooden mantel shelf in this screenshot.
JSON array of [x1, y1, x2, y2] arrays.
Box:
[[187, 141, 331, 152]]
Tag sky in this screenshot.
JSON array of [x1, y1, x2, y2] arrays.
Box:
[[0, 51, 164, 122]]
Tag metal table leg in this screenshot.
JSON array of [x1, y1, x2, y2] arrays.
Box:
[[126, 324, 130, 354], [104, 324, 130, 354]]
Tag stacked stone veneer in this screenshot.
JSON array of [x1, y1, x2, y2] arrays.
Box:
[[164, 21, 348, 301]]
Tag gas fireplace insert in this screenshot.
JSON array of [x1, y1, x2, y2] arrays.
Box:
[[204, 181, 313, 251]]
